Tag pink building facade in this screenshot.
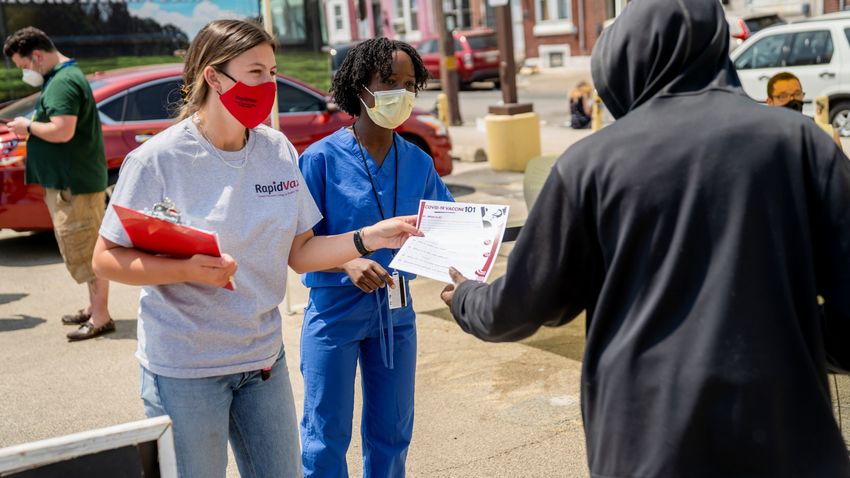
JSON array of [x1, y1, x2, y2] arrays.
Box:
[[324, 0, 436, 44]]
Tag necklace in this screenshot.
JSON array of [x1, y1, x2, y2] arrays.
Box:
[[193, 112, 249, 169]]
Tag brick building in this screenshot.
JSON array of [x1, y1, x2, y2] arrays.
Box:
[[325, 0, 618, 67], [466, 0, 617, 68], [823, 0, 849, 12]]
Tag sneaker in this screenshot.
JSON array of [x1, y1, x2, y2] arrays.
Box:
[[67, 319, 115, 342], [61, 309, 91, 325]]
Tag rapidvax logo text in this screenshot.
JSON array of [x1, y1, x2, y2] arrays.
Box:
[[256, 179, 299, 195]]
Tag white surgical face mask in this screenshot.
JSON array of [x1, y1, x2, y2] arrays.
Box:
[[22, 68, 43, 88], [360, 87, 416, 130]]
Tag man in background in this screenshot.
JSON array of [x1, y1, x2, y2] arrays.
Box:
[[766, 71, 843, 149], [4, 27, 113, 341]]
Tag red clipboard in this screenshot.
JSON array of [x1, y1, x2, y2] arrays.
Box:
[[113, 204, 234, 290]]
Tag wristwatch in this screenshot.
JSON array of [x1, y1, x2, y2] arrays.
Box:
[[353, 228, 373, 256]]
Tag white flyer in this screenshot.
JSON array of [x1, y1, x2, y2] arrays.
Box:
[[389, 200, 510, 284]]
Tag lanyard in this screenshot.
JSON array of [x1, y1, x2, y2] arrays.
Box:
[[352, 125, 398, 221], [40, 60, 76, 100], [352, 126, 402, 369]]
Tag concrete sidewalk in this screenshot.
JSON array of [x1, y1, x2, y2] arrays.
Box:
[[449, 122, 593, 165]]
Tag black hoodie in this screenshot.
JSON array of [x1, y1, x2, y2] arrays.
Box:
[[449, 0, 850, 476]]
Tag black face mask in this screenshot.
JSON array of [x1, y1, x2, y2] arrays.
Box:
[[782, 99, 804, 113]]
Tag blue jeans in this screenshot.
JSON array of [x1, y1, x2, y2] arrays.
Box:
[[140, 347, 302, 478]]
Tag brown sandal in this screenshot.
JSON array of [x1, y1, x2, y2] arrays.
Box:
[[67, 319, 115, 342], [61, 309, 91, 325]]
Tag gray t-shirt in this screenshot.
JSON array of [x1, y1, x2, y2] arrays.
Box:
[[100, 117, 321, 379]]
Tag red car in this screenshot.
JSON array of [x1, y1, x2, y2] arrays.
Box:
[[417, 29, 500, 88], [0, 64, 452, 232]]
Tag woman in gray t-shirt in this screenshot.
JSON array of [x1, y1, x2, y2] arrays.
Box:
[[93, 20, 418, 478]]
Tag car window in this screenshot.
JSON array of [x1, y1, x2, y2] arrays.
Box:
[[330, 44, 355, 70], [417, 39, 437, 54], [454, 39, 462, 52], [99, 97, 125, 122], [786, 30, 833, 66], [277, 81, 324, 113], [466, 34, 498, 50], [0, 78, 109, 121], [123, 79, 183, 122], [734, 33, 788, 70], [0, 94, 38, 120]]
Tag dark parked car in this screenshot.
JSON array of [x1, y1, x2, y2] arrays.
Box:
[[0, 64, 452, 232], [327, 41, 361, 79]]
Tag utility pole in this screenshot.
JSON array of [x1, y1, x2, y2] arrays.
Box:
[[433, 0, 462, 125], [489, 0, 530, 115], [483, 0, 539, 172]]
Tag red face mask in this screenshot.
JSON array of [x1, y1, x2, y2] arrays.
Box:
[[216, 68, 276, 129]]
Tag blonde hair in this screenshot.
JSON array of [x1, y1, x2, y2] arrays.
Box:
[[178, 19, 276, 121]]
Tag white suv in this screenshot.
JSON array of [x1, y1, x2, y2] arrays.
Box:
[[730, 15, 850, 136]]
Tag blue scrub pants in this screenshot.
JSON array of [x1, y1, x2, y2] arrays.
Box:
[[300, 288, 416, 478]]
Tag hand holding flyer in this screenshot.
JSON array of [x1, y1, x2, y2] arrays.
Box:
[[389, 200, 510, 283]]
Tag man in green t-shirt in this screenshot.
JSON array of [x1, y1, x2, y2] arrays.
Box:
[[4, 27, 113, 341]]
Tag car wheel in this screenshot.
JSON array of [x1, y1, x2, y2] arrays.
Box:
[[830, 101, 850, 138]]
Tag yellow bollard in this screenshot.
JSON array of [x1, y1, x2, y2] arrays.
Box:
[[437, 93, 449, 126], [484, 112, 542, 172], [591, 91, 603, 131], [815, 96, 830, 125], [814, 95, 839, 141]]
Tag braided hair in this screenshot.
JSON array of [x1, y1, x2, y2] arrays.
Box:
[[331, 37, 429, 116]]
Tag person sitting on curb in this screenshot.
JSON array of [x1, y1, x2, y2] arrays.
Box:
[[568, 81, 593, 129]]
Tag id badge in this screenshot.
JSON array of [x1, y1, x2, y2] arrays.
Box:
[[388, 271, 408, 310]]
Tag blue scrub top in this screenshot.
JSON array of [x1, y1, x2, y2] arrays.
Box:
[[298, 128, 454, 290]]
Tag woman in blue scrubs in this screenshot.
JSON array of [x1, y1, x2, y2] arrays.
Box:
[[298, 38, 453, 477]]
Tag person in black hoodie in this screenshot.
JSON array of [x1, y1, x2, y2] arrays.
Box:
[[440, 0, 850, 476]]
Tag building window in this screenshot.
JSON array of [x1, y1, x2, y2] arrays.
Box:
[[395, 0, 407, 33], [539, 44, 570, 68], [271, 0, 306, 45], [536, 0, 570, 22], [393, 0, 420, 38], [410, 0, 419, 32], [334, 5, 344, 31]]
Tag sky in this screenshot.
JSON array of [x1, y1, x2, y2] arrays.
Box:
[[127, 0, 261, 40]]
